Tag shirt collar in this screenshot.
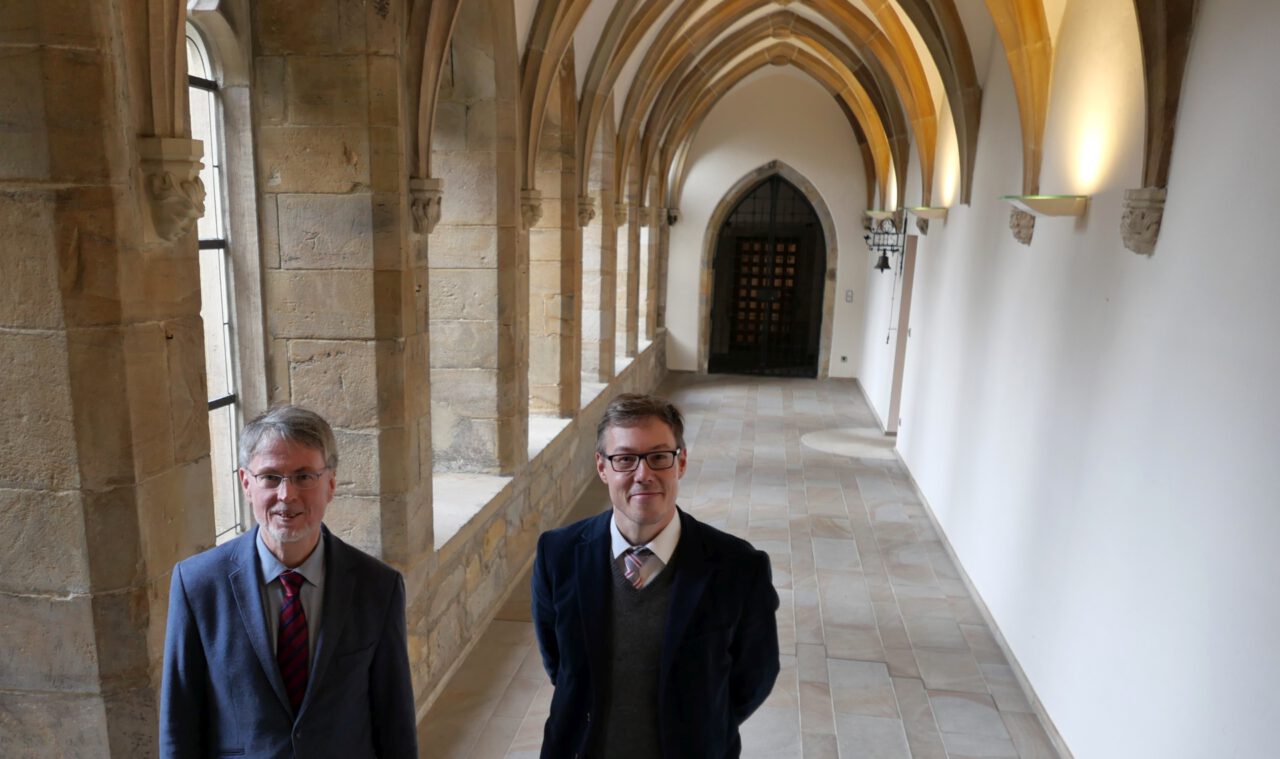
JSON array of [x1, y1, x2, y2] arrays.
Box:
[[255, 526, 326, 587], [610, 508, 681, 565]]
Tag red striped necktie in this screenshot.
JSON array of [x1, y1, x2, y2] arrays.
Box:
[[276, 570, 309, 712]]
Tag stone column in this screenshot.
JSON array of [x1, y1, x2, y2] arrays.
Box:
[[251, 1, 425, 561], [527, 78, 565, 416], [0, 2, 212, 753], [623, 200, 641, 356], [427, 0, 526, 473], [656, 208, 673, 331], [581, 190, 616, 384], [643, 205, 660, 341]]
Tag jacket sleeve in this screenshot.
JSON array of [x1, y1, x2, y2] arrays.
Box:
[[729, 550, 781, 725], [531, 532, 559, 683], [369, 574, 419, 758], [159, 564, 207, 759]]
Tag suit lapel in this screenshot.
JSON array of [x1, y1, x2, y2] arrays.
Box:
[[228, 527, 292, 714], [301, 527, 352, 717], [574, 514, 612, 696], [661, 509, 716, 684]]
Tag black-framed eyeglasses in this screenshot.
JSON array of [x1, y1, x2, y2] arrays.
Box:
[[603, 450, 681, 472], [248, 469, 330, 490]]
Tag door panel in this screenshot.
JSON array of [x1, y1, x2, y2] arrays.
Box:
[[709, 177, 824, 377]]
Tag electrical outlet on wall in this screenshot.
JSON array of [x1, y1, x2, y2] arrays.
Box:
[[844, 289, 853, 303]]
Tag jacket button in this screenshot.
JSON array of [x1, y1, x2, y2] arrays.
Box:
[[586, 711, 591, 723]]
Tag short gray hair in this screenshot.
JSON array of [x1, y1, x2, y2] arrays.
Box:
[[595, 393, 686, 453], [238, 405, 338, 470]]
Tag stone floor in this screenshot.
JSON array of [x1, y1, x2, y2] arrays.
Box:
[[419, 373, 1061, 758]]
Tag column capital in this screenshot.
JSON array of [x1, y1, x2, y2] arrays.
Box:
[[1009, 208, 1034, 245], [577, 196, 596, 227], [138, 137, 206, 243], [521, 188, 543, 229], [410, 176, 444, 235], [1121, 187, 1166, 256]]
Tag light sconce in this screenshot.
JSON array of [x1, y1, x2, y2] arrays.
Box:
[[1002, 195, 1089, 216], [1000, 194, 1089, 245], [906, 206, 949, 235]]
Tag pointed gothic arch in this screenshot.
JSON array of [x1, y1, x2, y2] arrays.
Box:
[[697, 161, 839, 377]]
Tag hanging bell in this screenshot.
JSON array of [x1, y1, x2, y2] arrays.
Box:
[[874, 252, 891, 272]]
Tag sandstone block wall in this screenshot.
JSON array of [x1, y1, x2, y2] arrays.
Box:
[[412, 336, 666, 711]]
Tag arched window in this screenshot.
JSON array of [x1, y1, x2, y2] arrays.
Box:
[[187, 24, 243, 541]]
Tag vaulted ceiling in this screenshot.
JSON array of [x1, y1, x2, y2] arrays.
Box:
[[409, 0, 1196, 219]]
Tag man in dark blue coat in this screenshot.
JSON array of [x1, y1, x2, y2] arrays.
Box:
[[532, 393, 780, 758], [160, 406, 417, 758]]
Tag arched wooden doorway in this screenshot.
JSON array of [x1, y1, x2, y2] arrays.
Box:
[[708, 175, 826, 377]]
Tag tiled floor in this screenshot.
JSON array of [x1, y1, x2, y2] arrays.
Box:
[[419, 373, 1061, 758]]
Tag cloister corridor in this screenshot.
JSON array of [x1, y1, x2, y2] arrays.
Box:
[[421, 373, 1059, 759]]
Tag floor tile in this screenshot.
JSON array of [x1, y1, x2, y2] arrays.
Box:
[[417, 375, 1060, 759], [828, 658, 899, 719], [1002, 711, 1060, 759], [914, 648, 988, 693], [928, 690, 1010, 739], [833, 713, 912, 759]]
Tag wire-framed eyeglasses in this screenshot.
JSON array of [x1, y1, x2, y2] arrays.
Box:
[[602, 450, 681, 473], [247, 469, 330, 490]]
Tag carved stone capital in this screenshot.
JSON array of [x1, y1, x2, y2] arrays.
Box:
[[521, 188, 543, 229], [639, 206, 652, 228], [1010, 208, 1034, 246], [410, 176, 444, 235], [666, 208, 681, 226], [614, 202, 629, 224], [915, 217, 930, 235], [1121, 186, 1166, 256], [139, 137, 205, 243], [577, 196, 596, 227]]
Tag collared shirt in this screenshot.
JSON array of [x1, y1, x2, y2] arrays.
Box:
[[256, 529, 325, 665], [610, 510, 682, 588]]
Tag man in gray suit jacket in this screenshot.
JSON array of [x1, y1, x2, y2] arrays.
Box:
[[160, 406, 417, 758]]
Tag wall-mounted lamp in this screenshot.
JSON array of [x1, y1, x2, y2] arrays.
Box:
[[1000, 194, 1089, 245], [1002, 195, 1089, 216], [906, 206, 949, 235]]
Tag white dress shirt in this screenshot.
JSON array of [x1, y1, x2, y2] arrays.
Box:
[[256, 529, 325, 665], [610, 510, 682, 588]]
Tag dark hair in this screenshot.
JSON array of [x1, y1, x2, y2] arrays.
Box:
[[238, 405, 339, 470], [595, 393, 686, 453]]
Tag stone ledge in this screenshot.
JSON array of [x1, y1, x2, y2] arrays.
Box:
[[528, 415, 572, 461], [431, 473, 512, 554]]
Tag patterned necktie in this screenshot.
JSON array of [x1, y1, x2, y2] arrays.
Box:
[[622, 546, 653, 589], [276, 570, 309, 712]]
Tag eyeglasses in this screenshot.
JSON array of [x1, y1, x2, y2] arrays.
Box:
[[248, 469, 330, 490], [602, 450, 681, 473]]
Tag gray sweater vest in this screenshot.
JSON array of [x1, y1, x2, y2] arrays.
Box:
[[590, 553, 677, 759]]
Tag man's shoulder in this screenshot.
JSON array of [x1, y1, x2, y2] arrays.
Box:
[[538, 510, 609, 552], [174, 530, 251, 578], [326, 528, 403, 583]]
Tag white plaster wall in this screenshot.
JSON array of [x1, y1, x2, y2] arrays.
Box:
[[895, 1, 1280, 757], [665, 68, 871, 377]]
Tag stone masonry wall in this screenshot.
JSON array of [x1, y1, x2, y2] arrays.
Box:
[[0, 3, 214, 755], [413, 336, 666, 712]]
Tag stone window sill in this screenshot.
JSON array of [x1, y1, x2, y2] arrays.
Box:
[[432, 473, 512, 552]]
